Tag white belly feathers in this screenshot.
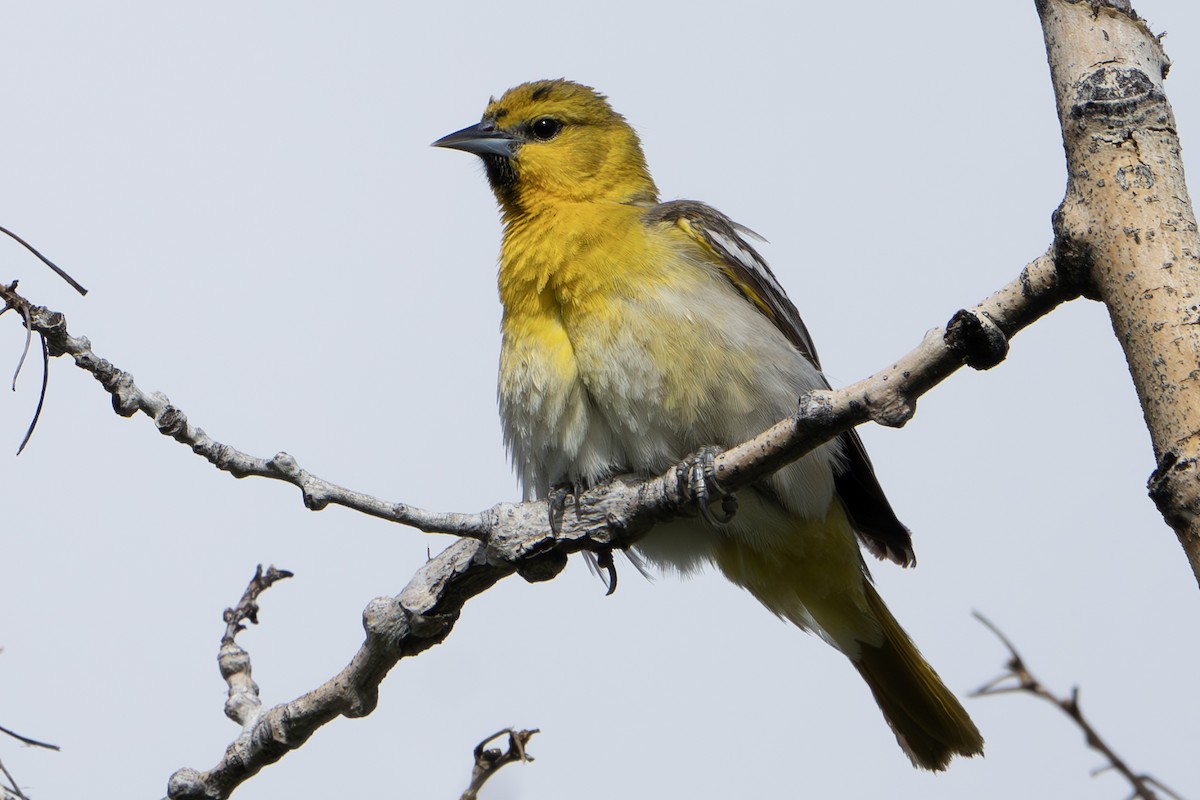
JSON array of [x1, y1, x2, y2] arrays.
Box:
[[498, 263, 844, 573]]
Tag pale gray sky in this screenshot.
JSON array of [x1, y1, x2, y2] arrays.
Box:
[[3, 2, 1198, 798]]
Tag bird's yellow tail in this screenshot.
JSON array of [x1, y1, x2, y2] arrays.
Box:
[[853, 581, 983, 770], [711, 498, 982, 770]]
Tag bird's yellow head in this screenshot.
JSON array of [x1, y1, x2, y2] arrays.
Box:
[[433, 79, 658, 218]]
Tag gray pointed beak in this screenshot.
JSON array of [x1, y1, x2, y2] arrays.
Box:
[[432, 121, 517, 158]]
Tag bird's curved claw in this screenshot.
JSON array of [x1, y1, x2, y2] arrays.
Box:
[[684, 446, 738, 526], [596, 547, 619, 596]]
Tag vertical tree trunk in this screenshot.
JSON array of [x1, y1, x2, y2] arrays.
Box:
[[1039, 0, 1200, 585]]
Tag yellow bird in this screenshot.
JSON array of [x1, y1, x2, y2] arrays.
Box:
[[434, 79, 983, 770]]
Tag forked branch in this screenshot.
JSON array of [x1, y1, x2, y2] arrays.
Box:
[[973, 613, 1187, 800], [459, 728, 539, 800]]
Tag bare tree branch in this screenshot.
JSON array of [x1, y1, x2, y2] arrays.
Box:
[[973, 612, 1188, 800], [459, 728, 538, 800], [136, 248, 1073, 799], [0, 245, 1075, 555]]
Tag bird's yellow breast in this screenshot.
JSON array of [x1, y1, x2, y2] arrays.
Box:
[[496, 202, 838, 521], [498, 201, 679, 495]]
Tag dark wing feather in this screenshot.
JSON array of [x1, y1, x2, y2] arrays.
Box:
[[834, 430, 915, 566], [645, 199, 915, 566]]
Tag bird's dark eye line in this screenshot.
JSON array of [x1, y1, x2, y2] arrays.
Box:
[[529, 117, 563, 141]]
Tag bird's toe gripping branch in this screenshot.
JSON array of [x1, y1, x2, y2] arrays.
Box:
[[680, 445, 738, 526], [543, 478, 626, 594], [547, 479, 588, 535]]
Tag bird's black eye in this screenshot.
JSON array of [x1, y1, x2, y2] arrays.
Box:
[[530, 117, 563, 141]]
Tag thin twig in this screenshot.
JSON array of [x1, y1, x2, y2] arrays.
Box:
[[15, 334, 49, 455], [6, 281, 52, 455], [9, 287, 32, 392], [460, 728, 538, 800], [973, 612, 1188, 800], [0, 225, 87, 296], [0, 686, 56, 798], [0, 758, 29, 800], [222, 564, 295, 645], [0, 723, 59, 751]]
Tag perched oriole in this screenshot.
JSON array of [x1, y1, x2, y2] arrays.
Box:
[[434, 79, 983, 770]]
